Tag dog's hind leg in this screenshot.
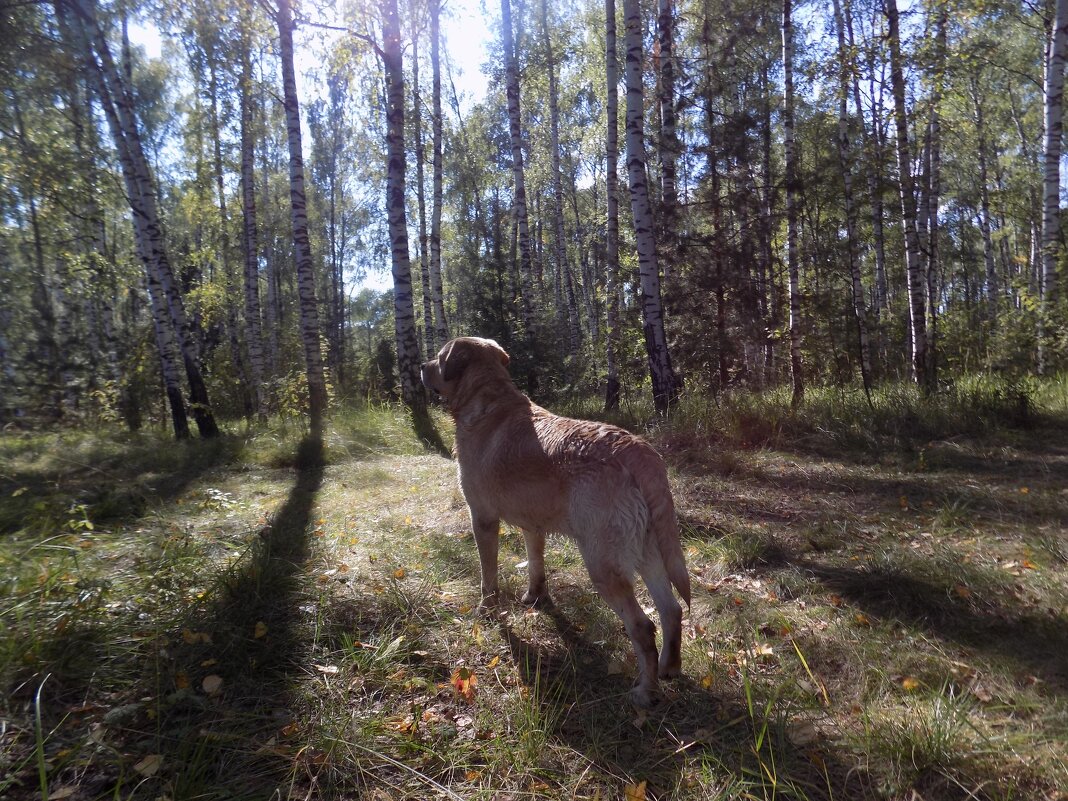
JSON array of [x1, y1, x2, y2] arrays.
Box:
[[520, 528, 551, 607], [584, 560, 661, 706], [638, 549, 684, 679]]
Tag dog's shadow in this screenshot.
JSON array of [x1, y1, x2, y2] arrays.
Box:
[[496, 599, 872, 800]]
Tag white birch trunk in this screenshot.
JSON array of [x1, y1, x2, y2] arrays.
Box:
[[624, 0, 679, 413], [429, 0, 449, 348], [1040, 0, 1068, 372], [783, 0, 804, 404], [886, 0, 929, 391], [605, 0, 621, 410], [277, 0, 328, 433]]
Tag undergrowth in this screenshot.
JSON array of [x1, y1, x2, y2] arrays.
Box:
[[1, 387, 1066, 800]]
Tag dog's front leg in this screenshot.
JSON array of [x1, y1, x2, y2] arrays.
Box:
[[520, 528, 551, 607], [471, 512, 501, 608]]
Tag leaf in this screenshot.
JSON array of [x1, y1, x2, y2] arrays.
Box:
[[450, 666, 477, 702], [314, 664, 339, 675], [175, 671, 189, 690], [48, 787, 77, 799], [201, 675, 223, 695], [12, 486, 28, 497], [133, 754, 163, 776], [182, 629, 212, 645], [901, 677, 921, 692], [624, 780, 648, 801], [393, 567, 406, 579], [787, 720, 819, 746], [853, 613, 872, 627], [465, 769, 483, 781], [254, 621, 268, 639], [487, 655, 500, 669]]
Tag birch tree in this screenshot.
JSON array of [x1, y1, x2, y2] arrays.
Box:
[[604, 0, 621, 411], [886, 0, 930, 391], [623, 0, 679, 413], [429, 0, 449, 349], [277, 0, 328, 433], [501, 0, 537, 335], [1040, 0, 1068, 373], [783, 0, 803, 404]]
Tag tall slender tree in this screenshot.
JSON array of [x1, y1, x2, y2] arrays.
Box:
[[886, 0, 930, 391], [783, 0, 803, 405], [429, 0, 448, 349], [277, 0, 328, 433], [1040, 0, 1068, 373], [604, 0, 622, 411], [623, 0, 679, 413]]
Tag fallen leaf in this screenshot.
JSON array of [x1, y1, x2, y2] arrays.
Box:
[[254, 621, 268, 639], [901, 677, 921, 692], [133, 753, 163, 776], [182, 629, 212, 645], [314, 664, 339, 675], [48, 787, 77, 800], [201, 675, 223, 695], [700, 673, 714, 689], [175, 671, 189, 690], [854, 613, 872, 627], [624, 780, 647, 801], [487, 655, 500, 669], [451, 666, 477, 702], [787, 721, 819, 746], [393, 568, 406, 579], [953, 584, 972, 599], [465, 769, 483, 781]]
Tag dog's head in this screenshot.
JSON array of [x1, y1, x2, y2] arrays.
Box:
[[421, 337, 511, 402]]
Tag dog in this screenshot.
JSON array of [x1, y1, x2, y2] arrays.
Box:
[[421, 336, 691, 706]]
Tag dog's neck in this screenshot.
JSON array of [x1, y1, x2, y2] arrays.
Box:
[[449, 364, 528, 430]]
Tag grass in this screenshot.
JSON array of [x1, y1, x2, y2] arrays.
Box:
[[1, 380, 1067, 800]]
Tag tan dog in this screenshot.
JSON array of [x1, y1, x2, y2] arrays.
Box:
[[421, 336, 691, 705]]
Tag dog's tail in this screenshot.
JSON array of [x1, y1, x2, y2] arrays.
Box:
[[638, 459, 691, 607]]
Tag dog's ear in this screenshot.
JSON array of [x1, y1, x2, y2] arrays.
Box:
[[484, 339, 510, 367], [440, 339, 471, 382]]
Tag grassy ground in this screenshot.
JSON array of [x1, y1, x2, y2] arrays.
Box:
[[1, 382, 1067, 801]]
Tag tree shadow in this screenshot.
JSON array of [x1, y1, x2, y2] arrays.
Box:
[[497, 603, 874, 800], [0, 432, 246, 535], [126, 435, 326, 798], [796, 559, 1068, 695]]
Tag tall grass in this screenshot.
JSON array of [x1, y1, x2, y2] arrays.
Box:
[[561, 373, 1066, 451]]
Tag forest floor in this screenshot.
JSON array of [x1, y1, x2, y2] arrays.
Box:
[[1, 396, 1067, 801]]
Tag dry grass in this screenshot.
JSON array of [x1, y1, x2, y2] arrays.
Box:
[[1, 388, 1067, 801]]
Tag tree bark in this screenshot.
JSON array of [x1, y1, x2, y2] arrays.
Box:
[[831, 0, 873, 398], [605, 0, 622, 411], [1040, 0, 1068, 372], [381, 0, 442, 449], [657, 0, 680, 264], [501, 0, 537, 336], [277, 0, 328, 433], [783, 0, 804, 405], [411, 0, 434, 359], [624, 0, 679, 414], [240, 16, 267, 422], [429, 0, 449, 350], [886, 0, 930, 392]]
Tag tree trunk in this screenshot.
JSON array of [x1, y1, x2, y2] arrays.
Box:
[[240, 18, 268, 422], [429, 0, 449, 350], [783, 0, 804, 405], [605, 0, 622, 411], [886, 0, 930, 392], [58, 0, 205, 438], [411, 1, 434, 359], [277, 0, 328, 433], [831, 0, 873, 398], [970, 76, 998, 329], [1040, 0, 1068, 373], [623, 0, 679, 414], [501, 0, 537, 336], [657, 0, 679, 263], [382, 0, 442, 449]]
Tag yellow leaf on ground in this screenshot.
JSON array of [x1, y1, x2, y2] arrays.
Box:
[[48, 787, 77, 799], [254, 621, 268, 639], [902, 677, 921, 692], [487, 655, 500, 669], [854, 613, 872, 627], [393, 568, 406, 579], [624, 780, 647, 801], [133, 754, 163, 777], [701, 674, 714, 689]]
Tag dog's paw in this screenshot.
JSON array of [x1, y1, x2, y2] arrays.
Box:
[[520, 590, 553, 608], [658, 661, 682, 680], [630, 684, 663, 709]]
